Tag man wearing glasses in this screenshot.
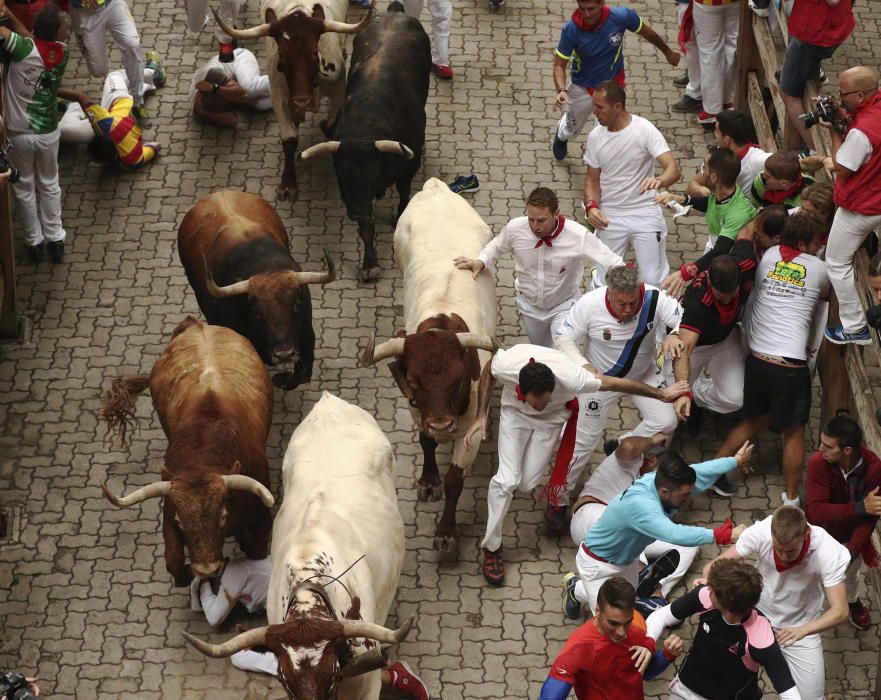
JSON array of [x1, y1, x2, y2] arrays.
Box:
[[823, 66, 881, 345]]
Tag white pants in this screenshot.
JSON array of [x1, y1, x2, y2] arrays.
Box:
[[480, 408, 562, 552], [570, 367, 678, 491], [571, 502, 698, 598], [845, 554, 864, 602], [677, 2, 701, 100], [71, 0, 145, 107], [688, 329, 745, 414], [185, 0, 237, 43], [8, 130, 65, 247], [556, 83, 596, 143], [780, 633, 824, 700], [516, 294, 578, 348], [573, 543, 640, 612], [594, 215, 670, 287], [691, 1, 739, 115], [402, 0, 451, 67], [825, 207, 881, 332], [231, 649, 279, 676], [668, 677, 708, 700]]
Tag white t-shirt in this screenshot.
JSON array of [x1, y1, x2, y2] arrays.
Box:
[[577, 450, 642, 504], [584, 115, 671, 218], [735, 516, 850, 629], [555, 285, 682, 377], [836, 128, 873, 172], [491, 344, 601, 425], [478, 216, 623, 310], [738, 146, 772, 193], [747, 245, 829, 360]]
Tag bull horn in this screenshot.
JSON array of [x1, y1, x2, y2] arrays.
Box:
[[374, 141, 414, 159], [456, 333, 499, 353], [340, 647, 389, 678], [358, 332, 406, 367], [222, 475, 275, 507], [323, 0, 375, 33], [203, 254, 251, 298], [339, 616, 415, 644], [101, 480, 171, 508], [290, 248, 336, 286], [183, 627, 269, 658], [300, 141, 342, 160], [211, 7, 271, 40]]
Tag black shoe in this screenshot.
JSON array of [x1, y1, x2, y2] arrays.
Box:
[[672, 70, 689, 88], [637, 549, 680, 598], [603, 437, 619, 456], [711, 474, 738, 497], [686, 406, 704, 437], [47, 240, 64, 263], [545, 504, 568, 536], [671, 94, 703, 113], [26, 242, 45, 264]]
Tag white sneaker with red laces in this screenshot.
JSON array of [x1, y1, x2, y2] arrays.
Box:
[[387, 661, 430, 700]]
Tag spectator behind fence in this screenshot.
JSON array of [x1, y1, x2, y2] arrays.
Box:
[[749, 151, 815, 210], [822, 66, 881, 345]]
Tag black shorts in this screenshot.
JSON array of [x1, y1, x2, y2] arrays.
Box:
[[742, 353, 812, 431]]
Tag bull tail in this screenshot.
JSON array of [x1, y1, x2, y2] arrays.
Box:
[[101, 375, 150, 448]]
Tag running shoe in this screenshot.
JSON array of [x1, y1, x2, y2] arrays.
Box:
[[448, 174, 480, 194], [824, 324, 872, 346], [145, 51, 166, 88], [562, 572, 581, 619], [637, 549, 680, 598]]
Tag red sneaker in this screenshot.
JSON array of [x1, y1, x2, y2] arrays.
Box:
[[387, 661, 430, 700], [697, 110, 717, 125], [849, 599, 872, 630], [723, 102, 734, 110], [482, 547, 505, 587], [219, 41, 236, 63], [432, 63, 453, 80]]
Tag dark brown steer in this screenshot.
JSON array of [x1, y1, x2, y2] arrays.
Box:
[[101, 317, 275, 586]]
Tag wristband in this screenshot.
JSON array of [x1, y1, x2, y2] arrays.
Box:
[[584, 199, 599, 213], [679, 262, 698, 281], [682, 391, 694, 400], [557, 88, 568, 93], [212, 83, 220, 93]]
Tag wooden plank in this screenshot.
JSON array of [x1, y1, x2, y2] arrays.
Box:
[[734, 0, 761, 110], [819, 337, 853, 428], [803, 80, 834, 157], [752, 15, 788, 141], [845, 346, 881, 450], [747, 71, 779, 152]]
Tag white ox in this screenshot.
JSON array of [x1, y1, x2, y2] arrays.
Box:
[[214, 0, 373, 200], [184, 392, 412, 699], [360, 177, 498, 554]]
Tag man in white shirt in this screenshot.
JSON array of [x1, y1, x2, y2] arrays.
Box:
[[468, 344, 688, 587], [554, 263, 684, 489], [702, 506, 850, 700], [583, 80, 680, 286], [454, 187, 622, 347]]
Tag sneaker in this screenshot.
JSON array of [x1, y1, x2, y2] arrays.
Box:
[[562, 572, 581, 619], [482, 547, 505, 587], [637, 549, 680, 598], [432, 64, 453, 80], [387, 661, 430, 700], [635, 595, 669, 618], [602, 437, 619, 457], [552, 134, 568, 161], [849, 599, 872, 631], [46, 240, 64, 264], [490, 0, 505, 7], [218, 40, 236, 63], [824, 324, 872, 346], [781, 491, 801, 507], [672, 70, 689, 89], [353, 0, 372, 7], [671, 94, 702, 113], [697, 110, 717, 125], [817, 66, 828, 84], [132, 105, 152, 128], [710, 474, 738, 497], [448, 174, 480, 194], [545, 504, 568, 536], [25, 242, 44, 265], [144, 50, 166, 88]]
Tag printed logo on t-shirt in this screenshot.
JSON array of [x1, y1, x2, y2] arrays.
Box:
[[767, 260, 807, 288], [587, 399, 601, 413], [609, 32, 623, 47], [603, 328, 612, 340]]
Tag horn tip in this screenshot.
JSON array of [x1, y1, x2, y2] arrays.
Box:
[[358, 333, 376, 368], [101, 482, 122, 507]]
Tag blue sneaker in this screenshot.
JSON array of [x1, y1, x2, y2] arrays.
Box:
[[552, 134, 568, 161], [448, 174, 480, 194], [637, 549, 680, 598], [635, 595, 670, 619], [824, 324, 872, 346], [353, 0, 372, 8], [562, 572, 581, 619]]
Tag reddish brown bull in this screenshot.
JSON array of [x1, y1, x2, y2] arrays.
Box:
[[101, 317, 275, 586]]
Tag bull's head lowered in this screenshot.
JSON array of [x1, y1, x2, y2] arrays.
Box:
[[212, 3, 374, 117], [360, 321, 497, 440]]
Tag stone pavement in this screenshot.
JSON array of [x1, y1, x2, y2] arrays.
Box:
[[0, 0, 879, 697]]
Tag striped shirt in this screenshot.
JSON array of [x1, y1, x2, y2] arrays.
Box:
[[84, 97, 147, 169], [1, 32, 68, 134]]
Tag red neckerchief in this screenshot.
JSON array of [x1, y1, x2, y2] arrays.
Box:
[[780, 245, 801, 263], [571, 5, 611, 31], [33, 39, 66, 71], [736, 143, 759, 160], [774, 530, 811, 572], [514, 384, 527, 402], [541, 397, 580, 507], [761, 174, 804, 204], [677, 1, 694, 54], [712, 288, 740, 327], [534, 215, 566, 249], [604, 283, 646, 321]]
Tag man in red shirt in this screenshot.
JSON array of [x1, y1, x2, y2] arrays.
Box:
[[539, 577, 682, 699], [806, 415, 881, 630]]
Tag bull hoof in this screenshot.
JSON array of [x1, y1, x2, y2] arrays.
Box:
[[277, 188, 298, 202], [358, 266, 381, 284], [172, 570, 194, 588], [416, 479, 443, 502], [433, 533, 459, 556]]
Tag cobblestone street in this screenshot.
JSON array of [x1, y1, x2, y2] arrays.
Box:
[[0, 0, 879, 696]]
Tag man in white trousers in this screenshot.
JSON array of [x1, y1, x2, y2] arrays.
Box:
[[688, 0, 739, 125], [565, 433, 699, 618], [453, 187, 622, 348], [185, 0, 239, 62], [670, 0, 701, 113], [701, 506, 850, 700], [583, 81, 680, 287], [402, 0, 452, 79], [554, 263, 684, 488], [469, 343, 688, 587]]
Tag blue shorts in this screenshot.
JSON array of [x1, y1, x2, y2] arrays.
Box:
[[779, 37, 840, 97]]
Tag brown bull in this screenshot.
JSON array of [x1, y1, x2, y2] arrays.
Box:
[[101, 317, 275, 586]]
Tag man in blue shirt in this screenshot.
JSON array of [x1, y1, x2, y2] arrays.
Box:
[[552, 0, 680, 160]]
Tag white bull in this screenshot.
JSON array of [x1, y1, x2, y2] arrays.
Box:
[[184, 392, 411, 699]]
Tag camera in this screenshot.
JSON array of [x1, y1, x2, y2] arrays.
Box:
[[0, 672, 38, 700], [799, 95, 849, 134], [0, 151, 19, 184]]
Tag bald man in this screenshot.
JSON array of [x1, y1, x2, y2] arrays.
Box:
[[823, 66, 881, 346]]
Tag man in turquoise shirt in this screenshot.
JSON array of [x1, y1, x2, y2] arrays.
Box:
[[570, 441, 753, 613]]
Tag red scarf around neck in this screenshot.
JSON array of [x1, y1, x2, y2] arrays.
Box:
[[762, 175, 804, 204], [779, 245, 802, 263], [534, 215, 567, 248], [774, 529, 811, 572], [572, 5, 611, 31]]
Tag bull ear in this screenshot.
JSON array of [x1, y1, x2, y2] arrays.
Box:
[[394, 330, 407, 339], [312, 3, 325, 19], [265, 8, 277, 22]]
